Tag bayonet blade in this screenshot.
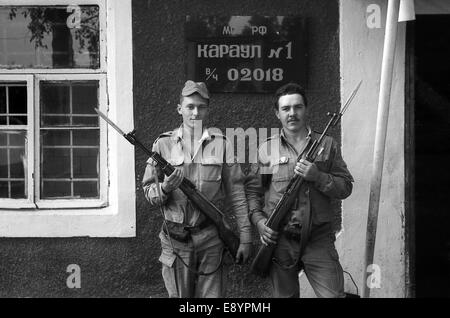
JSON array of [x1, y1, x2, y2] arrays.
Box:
[[341, 80, 362, 115], [94, 108, 126, 136]]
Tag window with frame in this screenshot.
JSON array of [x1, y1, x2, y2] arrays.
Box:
[[0, 1, 108, 209]]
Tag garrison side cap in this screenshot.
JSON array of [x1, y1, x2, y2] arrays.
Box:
[[181, 80, 210, 100]]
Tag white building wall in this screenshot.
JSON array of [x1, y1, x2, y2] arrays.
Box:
[[301, 0, 407, 297]]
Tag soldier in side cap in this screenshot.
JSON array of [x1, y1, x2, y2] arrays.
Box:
[[142, 80, 252, 298]]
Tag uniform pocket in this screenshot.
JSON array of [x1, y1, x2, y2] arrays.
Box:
[[167, 154, 184, 166], [270, 156, 293, 193], [159, 250, 176, 267], [166, 155, 184, 179], [200, 156, 222, 182], [158, 231, 178, 267], [313, 145, 331, 172]]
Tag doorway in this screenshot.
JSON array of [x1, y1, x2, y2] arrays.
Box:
[[410, 14, 450, 297]]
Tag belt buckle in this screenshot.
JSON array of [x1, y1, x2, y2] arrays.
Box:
[[163, 225, 190, 243], [184, 224, 201, 235], [185, 219, 211, 235]]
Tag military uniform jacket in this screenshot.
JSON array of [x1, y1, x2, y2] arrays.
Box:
[[142, 126, 252, 245], [246, 128, 354, 228]]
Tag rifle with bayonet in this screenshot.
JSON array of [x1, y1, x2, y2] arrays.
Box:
[[95, 108, 240, 261], [250, 81, 362, 277]]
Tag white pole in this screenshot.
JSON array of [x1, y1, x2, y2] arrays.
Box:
[[362, 0, 400, 298]]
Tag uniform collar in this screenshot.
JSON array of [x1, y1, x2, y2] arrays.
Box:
[[172, 125, 211, 143], [279, 126, 312, 143]]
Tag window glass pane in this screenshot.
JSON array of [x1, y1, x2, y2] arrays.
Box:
[[0, 133, 6, 146], [41, 115, 70, 126], [9, 131, 26, 146], [8, 86, 27, 114], [9, 116, 27, 125], [73, 148, 98, 178], [42, 148, 70, 178], [74, 181, 98, 198], [72, 116, 98, 126], [10, 181, 25, 198], [0, 83, 27, 126], [0, 149, 7, 178], [0, 6, 100, 69], [42, 129, 70, 146], [73, 130, 99, 146], [0, 131, 27, 199], [0, 181, 8, 198], [41, 83, 70, 115], [72, 83, 98, 114], [0, 87, 6, 113], [40, 81, 99, 127], [10, 148, 25, 178], [42, 181, 71, 198]]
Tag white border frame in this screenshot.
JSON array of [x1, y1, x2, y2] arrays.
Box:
[[0, 0, 135, 237]]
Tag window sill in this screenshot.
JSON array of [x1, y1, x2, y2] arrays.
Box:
[[0, 197, 135, 237], [0, 199, 108, 210], [36, 199, 108, 210], [0, 200, 36, 210]]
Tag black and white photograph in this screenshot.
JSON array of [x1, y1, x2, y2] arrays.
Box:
[[0, 0, 449, 303]]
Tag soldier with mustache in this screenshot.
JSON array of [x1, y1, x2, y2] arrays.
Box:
[[246, 83, 354, 298]]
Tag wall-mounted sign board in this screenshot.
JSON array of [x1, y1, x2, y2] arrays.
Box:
[[185, 16, 307, 93]]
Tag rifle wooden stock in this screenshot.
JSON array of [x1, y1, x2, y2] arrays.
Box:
[[250, 242, 276, 277]]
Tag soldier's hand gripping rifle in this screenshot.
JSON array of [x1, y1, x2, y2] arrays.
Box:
[[95, 109, 240, 261], [250, 81, 362, 277]]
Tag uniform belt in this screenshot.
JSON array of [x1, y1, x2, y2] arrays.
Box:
[[163, 218, 213, 243], [184, 218, 213, 234]]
